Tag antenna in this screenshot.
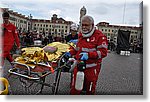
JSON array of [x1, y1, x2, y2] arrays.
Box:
[[122, 0, 126, 24]]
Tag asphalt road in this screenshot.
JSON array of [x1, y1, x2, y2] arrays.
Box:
[[2, 52, 143, 95]]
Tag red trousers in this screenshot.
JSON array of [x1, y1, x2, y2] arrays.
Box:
[[70, 63, 101, 95], [1, 45, 13, 66]]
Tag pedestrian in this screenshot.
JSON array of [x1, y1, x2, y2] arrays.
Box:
[[1, 11, 20, 65], [48, 34, 53, 43], [65, 23, 78, 43], [24, 32, 31, 47], [65, 15, 108, 94], [54, 35, 62, 42]]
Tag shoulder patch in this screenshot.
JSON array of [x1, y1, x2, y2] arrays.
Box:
[[102, 37, 106, 40]]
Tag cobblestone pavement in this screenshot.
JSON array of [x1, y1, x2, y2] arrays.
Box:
[[2, 52, 143, 95]]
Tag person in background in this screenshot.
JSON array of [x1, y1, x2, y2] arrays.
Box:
[[54, 35, 62, 42], [65, 23, 78, 44], [1, 11, 20, 65], [65, 15, 108, 95]]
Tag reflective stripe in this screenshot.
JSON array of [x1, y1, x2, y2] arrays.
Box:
[[72, 74, 74, 86], [97, 44, 108, 49], [97, 51, 101, 59], [89, 82, 93, 91], [86, 63, 97, 68], [82, 48, 96, 52], [94, 69, 97, 75]]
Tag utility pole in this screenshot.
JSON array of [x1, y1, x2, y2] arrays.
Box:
[[122, 0, 126, 24]]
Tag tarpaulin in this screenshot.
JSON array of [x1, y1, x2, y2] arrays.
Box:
[[116, 29, 130, 54]]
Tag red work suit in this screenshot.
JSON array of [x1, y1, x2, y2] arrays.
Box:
[[69, 29, 108, 94], [1, 23, 20, 64]]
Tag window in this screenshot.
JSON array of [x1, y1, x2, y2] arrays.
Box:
[[24, 21, 27, 24], [10, 17, 16, 21], [107, 33, 110, 36], [20, 20, 23, 23]]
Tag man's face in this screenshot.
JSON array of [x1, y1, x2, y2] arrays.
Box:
[[81, 19, 93, 34], [71, 30, 77, 36], [3, 17, 9, 24]]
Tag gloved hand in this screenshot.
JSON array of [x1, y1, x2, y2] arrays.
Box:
[[69, 39, 78, 45], [65, 52, 71, 57], [79, 52, 88, 61]]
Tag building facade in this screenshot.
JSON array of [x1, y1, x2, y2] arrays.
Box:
[[1, 8, 29, 33], [96, 22, 142, 45], [1, 8, 142, 44], [1, 8, 72, 38], [31, 14, 72, 38]]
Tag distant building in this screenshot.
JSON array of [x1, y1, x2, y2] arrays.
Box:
[[96, 22, 142, 44], [1, 8, 142, 43], [1, 8, 29, 33], [32, 14, 72, 38], [79, 6, 87, 32], [1, 8, 72, 38], [79, 6, 86, 24]]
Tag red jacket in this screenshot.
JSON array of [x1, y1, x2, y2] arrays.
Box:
[[70, 29, 108, 66], [2, 23, 20, 53]]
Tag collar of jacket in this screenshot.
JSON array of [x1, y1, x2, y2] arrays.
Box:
[[82, 27, 95, 38]]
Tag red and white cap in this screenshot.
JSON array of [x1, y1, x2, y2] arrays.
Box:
[[70, 23, 78, 31]]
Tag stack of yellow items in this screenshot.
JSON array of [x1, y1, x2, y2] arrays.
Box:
[[14, 42, 74, 67]]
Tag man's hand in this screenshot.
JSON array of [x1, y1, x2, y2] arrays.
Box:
[[79, 52, 88, 60], [17, 46, 21, 49]]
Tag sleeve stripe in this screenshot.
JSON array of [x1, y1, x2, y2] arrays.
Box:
[[97, 44, 108, 49], [97, 51, 101, 59], [82, 48, 96, 52]]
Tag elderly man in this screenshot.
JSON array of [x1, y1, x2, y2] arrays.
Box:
[[66, 15, 108, 95]]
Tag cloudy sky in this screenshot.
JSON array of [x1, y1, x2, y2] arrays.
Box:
[[0, 0, 142, 27]]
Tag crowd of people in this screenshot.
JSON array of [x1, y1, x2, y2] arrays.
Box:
[[17, 24, 78, 48], [18, 31, 54, 47], [107, 40, 143, 53]]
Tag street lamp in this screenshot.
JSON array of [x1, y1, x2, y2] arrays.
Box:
[[29, 14, 32, 31]]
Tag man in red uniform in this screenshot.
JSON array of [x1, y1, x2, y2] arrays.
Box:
[[66, 15, 108, 95], [1, 12, 20, 65]]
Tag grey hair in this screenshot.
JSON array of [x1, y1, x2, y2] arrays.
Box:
[[81, 15, 94, 25]]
